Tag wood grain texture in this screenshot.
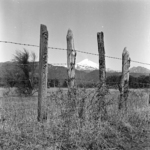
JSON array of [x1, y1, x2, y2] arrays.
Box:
[[37, 24, 48, 122], [97, 32, 106, 87], [119, 47, 130, 110], [66, 29, 76, 91]]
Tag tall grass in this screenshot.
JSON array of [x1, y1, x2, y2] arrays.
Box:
[[0, 87, 150, 150]]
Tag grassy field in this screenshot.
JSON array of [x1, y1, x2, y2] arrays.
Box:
[[0, 87, 150, 150]]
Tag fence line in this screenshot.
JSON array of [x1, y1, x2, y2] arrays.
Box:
[[1, 27, 150, 150], [4, 62, 99, 70], [4, 61, 150, 72], [1, 40, 150, 66], [0, 32, 149, 111]]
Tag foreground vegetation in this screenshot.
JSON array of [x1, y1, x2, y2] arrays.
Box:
[[0, 87, 150, 150]]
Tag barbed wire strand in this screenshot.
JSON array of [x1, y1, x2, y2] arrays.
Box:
[[5, 62, 149, 73], [5, 63, 100, 70], [1, 40, 150, 66]]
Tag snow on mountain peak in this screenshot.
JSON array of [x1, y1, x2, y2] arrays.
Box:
[[60, 59, 116, 72], [76, 59, 98, 70]]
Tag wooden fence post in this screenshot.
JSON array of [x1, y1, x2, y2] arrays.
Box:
[[97, 32, 107, 121], [37, 24, 48, 122], [119, 47, 130, 110], [66, 29, 76, 92], [97, 32, 106, 88]]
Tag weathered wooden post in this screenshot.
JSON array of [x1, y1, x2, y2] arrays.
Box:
[[64, 29, 76, 144], [37, 24, 48, 122], [119, 47, 130, 110], [97, 32, 107, 121], [66, 29, 76, 92], [97, 32, 106, 88]]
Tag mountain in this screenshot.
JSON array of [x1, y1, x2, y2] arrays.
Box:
[[0, 61, 19, 78], [76, 59, 98, 71], [130, 66, 150, 74], [59, 59, 98, 71], [76, 59, 117, 73], [62, 59, 117, 73], [0, 61, 150, 86]]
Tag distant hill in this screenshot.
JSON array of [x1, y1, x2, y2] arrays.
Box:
[[130, 66, 150, 74], [0, 61, 18, 78], [0, 62, 150, 85]]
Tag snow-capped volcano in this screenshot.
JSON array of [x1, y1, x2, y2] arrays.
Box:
[[76, 59, 98, 70], [62, 59, 116, 72]]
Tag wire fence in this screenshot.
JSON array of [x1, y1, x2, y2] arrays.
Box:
[[0, 40, 149, 107], [0, 27, 150, 150], [1, 40, 150, 149], [1, 40, 150, 65], [3, 62, 99, 70], [0, 39, 150, 101]]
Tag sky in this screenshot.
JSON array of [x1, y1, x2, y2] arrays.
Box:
[[0, 0, 150, 71]]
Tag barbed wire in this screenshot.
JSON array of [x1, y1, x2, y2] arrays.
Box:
[[4, 62, 99, 70], [4, 62, 150, 73], [3, 61, 143, 72], [1, 40, 150, 66], [0, 41, 39, 48], [76, 64, 98, 70]]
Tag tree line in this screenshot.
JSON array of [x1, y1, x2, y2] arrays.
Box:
[[1, 49, 150, 96], [2, 75, 150, 89]]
